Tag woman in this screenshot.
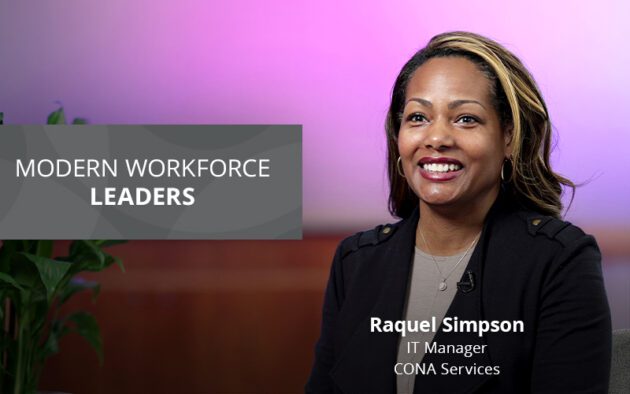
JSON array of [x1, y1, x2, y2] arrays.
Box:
[[306, 32, 611, 394]]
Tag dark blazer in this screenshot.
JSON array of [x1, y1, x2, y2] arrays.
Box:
[[306, 193, 612, 394]]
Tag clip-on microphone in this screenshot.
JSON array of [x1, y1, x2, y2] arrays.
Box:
[[457, 270, 475, 293]]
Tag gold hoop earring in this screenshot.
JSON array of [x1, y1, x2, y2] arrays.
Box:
[[396, 157, 405, 178], [501, 156, 513, 182]]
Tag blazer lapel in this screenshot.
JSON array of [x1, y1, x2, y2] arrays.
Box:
[[331, 208, 418, 394]]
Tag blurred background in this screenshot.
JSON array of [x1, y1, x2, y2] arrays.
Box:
[[1, 0, 628, 393]]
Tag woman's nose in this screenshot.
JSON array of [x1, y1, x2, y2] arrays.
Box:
[[423, 120, 454, 151]]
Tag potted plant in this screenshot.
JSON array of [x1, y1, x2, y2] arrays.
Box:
[[0, 108, 125, 393]]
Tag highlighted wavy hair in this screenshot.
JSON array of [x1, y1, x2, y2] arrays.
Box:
[[386, 31, 575, 219]]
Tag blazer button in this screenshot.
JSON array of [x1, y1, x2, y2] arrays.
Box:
[[382, 226, 391, 234], [532, 219, 542, 226]]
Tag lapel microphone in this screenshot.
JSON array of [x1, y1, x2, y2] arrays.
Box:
[[457, 271, 475, 293]]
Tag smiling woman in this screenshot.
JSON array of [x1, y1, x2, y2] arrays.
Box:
[[397, 56, 510, 217], [306, 32, 611, 394]]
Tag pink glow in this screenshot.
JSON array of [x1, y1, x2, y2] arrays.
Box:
[[1, 0, 629, 230]]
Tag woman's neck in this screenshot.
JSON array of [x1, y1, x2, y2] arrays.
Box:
[[415, 190, 498, 256]]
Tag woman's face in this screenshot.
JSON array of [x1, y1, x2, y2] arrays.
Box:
[[397, 56, 512, 211]]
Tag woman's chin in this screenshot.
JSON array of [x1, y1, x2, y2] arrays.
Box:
[[419, 194, 459, 207], [415, 185, 461, 206]]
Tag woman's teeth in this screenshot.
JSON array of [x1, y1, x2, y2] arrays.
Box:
[[421, 163, 462, 173]]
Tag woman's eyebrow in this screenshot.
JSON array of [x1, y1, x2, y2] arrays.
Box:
[[448, 99, 486, 109], [404, 98, 486, 110], [405, 98, 432, 107]]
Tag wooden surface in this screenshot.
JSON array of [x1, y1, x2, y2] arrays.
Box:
[[39, 238, 340, 394]]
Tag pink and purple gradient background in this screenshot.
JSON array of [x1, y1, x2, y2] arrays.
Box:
[[1, 0, 629, 231]]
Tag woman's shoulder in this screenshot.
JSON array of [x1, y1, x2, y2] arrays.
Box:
[[490, 209, 602, 294], [510, 208, 595, 249], [336, 218, 406, 260]]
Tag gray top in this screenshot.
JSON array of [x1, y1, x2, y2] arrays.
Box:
[[395, 246, 473, 394]]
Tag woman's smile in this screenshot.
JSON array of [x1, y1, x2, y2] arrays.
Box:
[[417, 156, 464, 181]]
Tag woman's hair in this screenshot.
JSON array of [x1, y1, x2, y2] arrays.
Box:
[[385, 31, 575, 219]]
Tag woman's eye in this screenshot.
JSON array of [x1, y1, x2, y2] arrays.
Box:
[[406, 113, 427, 123], [457, 115, 478, 124]]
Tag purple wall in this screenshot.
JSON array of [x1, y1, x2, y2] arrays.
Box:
[[1, 0, 629, 230]]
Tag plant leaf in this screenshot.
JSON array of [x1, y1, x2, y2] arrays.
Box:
[[72, 117, 87, 124], [0, 272, 25, 291], [93, 240, 127, 248], [80, 240, 105, 266], [43, 327, 60, 356], [106, 254, 125, 273], [47, 107, 66, 124], [21, 253, 72, 303], [41, 319, 70, 359], [65, 240, 121, 274], [67, 312, 103, 364], [60, 277, 100, 304], [0, 112, 4, 124], [35, 240, 54, 258]]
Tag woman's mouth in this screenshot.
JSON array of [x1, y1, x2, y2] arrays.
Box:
[[420, 163, 462, 172], [418, 157, 464, 181]]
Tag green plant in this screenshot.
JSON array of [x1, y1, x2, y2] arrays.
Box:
[[0, 107, 125, 393], [0, 106, 86, 126], [46, 106, 87, 125]]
